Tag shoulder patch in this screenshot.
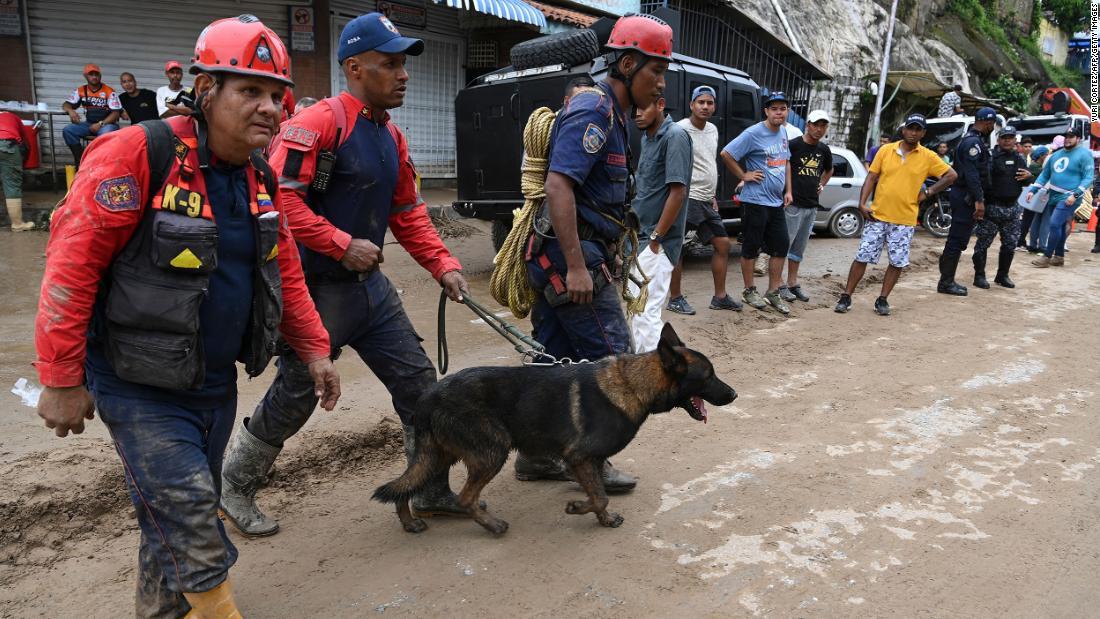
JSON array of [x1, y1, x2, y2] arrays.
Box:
[[172, 136, 190, 161], [582, 123, 607, 154], [968, 145, 979, 157], [94, 175, 140, 211], [282, 126, 318, 148]]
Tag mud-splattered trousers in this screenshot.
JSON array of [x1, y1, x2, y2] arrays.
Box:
[[247, 270, 437, 446], [973, 202, 1023, 261]]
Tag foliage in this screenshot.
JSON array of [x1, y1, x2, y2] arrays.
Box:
[[947, 0, 1019, 61], [1042, 0, 1088, 34], [984, 75, 1031, 112], [1041, 60, 1084, 88]]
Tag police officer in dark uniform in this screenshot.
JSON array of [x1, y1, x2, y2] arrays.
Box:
[[517, 13, 674, 490], [938, 106, 996, 296], [971, 126, 1031, 288]]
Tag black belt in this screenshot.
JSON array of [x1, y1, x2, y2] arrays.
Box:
[[305, 268, 373, 286]]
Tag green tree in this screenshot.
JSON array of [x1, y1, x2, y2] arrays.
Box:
[[984, 75, 1030, 112], [1043, 0, 1088, 33]]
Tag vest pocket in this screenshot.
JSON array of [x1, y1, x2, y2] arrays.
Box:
[[106, 326, 203, 390], [152, 214, 219, 274], [106, 266, 207, 334]]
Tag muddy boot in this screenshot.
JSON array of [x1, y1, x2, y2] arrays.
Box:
[[403, 425, 472, 517], [220, 421, 281, 537], [5, 199, 34, 231], [971, 253, 989, 289], [183, 578, 242, 619], [994, 247, 1015, 288], [599, 460, 637, 494], [514, 452, 571, 481], [936, 252, 967, 296]]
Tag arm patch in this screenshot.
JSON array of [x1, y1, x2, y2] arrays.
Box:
[[283, 150, 305, 180]]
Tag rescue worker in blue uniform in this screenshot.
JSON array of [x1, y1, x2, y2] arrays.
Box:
[[938, 106, 996, 296], [218, 12, 471, 537], [971, 126, 1031, 289], [517, 13, 674, 491]]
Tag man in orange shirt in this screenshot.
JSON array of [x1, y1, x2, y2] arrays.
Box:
[[61, 63, 122, 165]]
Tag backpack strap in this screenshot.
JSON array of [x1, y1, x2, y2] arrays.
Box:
[[249, 149, 278, 197], [140, 120, 175, 200], [323, 96, 348, 150]]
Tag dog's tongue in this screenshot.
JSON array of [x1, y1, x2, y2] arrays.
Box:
[[692, 396, 708, 424]]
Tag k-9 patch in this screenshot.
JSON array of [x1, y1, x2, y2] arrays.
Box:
[[582, 123, 606, 154], [282, 126, 318, 147], [94, 175, 140, 211]]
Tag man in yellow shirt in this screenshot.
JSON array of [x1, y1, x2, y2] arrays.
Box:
[[835, 114, 958, 315]]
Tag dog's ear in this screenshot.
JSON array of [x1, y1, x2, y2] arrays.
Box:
[[657, 327, 687, 375], [659, 323, 684, 348]]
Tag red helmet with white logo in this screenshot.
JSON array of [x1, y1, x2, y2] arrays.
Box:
[[190, 14, 293, 86], [605, 13, 674, 60]]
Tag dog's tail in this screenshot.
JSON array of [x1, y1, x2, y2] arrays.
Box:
[[372, 429, 441, 504]]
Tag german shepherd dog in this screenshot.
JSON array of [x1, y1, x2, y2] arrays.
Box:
[[373, 324, 736, 535]]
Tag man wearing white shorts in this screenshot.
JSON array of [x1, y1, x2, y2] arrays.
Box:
[[835, 114, 956, 315]]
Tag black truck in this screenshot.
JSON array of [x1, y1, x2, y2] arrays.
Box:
[[451, 26, 762, 250]]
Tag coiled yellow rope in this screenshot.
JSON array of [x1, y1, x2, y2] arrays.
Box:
[[489, 107, 557, 318]]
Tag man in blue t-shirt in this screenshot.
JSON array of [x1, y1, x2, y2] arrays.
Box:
[[720, 91, 794, 314]]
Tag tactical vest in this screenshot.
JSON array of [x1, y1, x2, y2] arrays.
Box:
[[102, 118, 283, 391]]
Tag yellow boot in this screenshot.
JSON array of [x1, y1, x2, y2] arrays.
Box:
[[182, 579, 243, 619], [6, 199, 34, 231]]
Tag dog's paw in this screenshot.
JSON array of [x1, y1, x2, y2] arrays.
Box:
[[482, 518, 509, 536], [403, 518, 428, 534], [598, 512, 624, 528], [565, 500, 590, 515]]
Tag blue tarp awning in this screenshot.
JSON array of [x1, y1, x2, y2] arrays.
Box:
[[435, 0, 546, 28]]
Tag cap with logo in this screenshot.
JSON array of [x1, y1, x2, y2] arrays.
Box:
[[903, 113, 927, 128], [83, 63, 101, 75], [191, 14, 294, 86], [998, 126, 1017, 137], [807, 109, 830, 123], [1062, 127, 1079, 137], [338, 12, 424, 63], [763, 91, 788, 106], [165, 60, 183, 73], [691, 85, 716, 102], [975, 107, 997, 121]]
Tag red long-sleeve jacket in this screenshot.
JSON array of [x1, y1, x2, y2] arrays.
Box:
[[268, 91, 461, 280], [34, 121, 331, 388]]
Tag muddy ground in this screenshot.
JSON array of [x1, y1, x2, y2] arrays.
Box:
[[1, 212, 1098, 618]]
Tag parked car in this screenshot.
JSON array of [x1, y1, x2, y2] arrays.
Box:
[[922, 114, 1007, 153], [814, 145, 866, 238]]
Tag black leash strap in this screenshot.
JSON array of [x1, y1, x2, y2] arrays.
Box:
[[437, 290, 553, 375]]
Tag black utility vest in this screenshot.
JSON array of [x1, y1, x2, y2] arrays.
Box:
[[101, 118, 283, 391]]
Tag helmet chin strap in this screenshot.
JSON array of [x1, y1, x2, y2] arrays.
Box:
[[191, 89, 213, 170], [608, 51, 649, 110]]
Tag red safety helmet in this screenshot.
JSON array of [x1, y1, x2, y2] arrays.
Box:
[[605, 13, 674, 60], [190, 15, 293, 86]]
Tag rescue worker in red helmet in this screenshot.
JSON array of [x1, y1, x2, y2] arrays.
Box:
[[218, 12, 471, 537], [515, 13, 673, 490], [33, 15, 339, 618]]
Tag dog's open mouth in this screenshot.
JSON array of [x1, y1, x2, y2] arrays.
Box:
[[683, 396, 708, 423]]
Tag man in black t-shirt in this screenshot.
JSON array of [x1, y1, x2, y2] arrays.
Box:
[[118, 72, 159, 124], [779, 110, 833, 302]]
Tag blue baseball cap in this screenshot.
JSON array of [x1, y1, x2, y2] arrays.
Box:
[[763, 91, 788, 106], [1032, 145, 1049, 158], [975, 107, 997, 121], [338, 13, 424, 63], [692, 85, 716, 102], [903, 113, 927, 128]]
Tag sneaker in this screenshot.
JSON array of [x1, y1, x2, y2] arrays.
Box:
[[1031, 256, 1051, 268], [1026, 246, 1041, 254], [874, 296, 891, 316], [763, 289, 791, 315], [742, 286, 767, 310], [10, 221, 34, 232], [834, 293, 852, 313], [788, 285, 810, 302], [1051, 256, 1064, 266], [777, 285, 797, 303], [666, 295, 696, 315], [709, 294, 743, 311], [753, 254, 767, 276]]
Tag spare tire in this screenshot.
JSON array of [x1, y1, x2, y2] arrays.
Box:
[[510, 29, 601, 71]]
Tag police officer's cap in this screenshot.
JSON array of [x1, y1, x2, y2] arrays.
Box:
[[975, 107, 997, 121], [998, 126, 1017, 138], [338, 13, 424, 63]]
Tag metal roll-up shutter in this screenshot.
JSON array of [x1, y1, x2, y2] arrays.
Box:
[[330, 2, 463, 177], [28, 0, 292, 163]]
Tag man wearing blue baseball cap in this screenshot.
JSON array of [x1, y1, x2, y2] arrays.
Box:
[[938, 106, 996, 296], [220, 12, 473, 536]]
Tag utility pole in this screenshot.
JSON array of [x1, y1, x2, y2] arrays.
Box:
[[870, 0, 899, 147]]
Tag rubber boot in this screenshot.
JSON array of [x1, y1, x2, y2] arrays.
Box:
[[971, 253, 989, 289], [5, 199, 33, 231], [68, 143, 85, 169], [220, 420, 281, 537], [936, 252, 968, 296], [599, 460, 637, 494], [994, 247, 1015, 288], [403, 425, 473, 517], [183, 579, 242, 619], [514, 452, 571, 481]]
